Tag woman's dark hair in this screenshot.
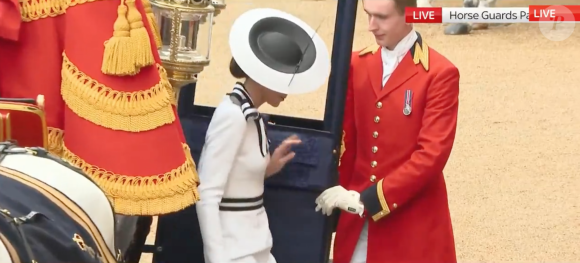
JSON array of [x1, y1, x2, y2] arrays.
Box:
[[229, 58, 248, 79]]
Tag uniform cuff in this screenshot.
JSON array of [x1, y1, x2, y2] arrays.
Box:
[[360, 179, 391, 222]]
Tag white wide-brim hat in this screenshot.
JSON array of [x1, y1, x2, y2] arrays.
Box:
[[229, 8, 330, 95]]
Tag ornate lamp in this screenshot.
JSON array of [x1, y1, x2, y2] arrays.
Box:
[[210, 0, 226, 17], [150, 0, 220, 102]]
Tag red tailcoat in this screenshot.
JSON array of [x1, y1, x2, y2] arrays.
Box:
[[0, 0, 199, 215], [334, 34, 459, 263]]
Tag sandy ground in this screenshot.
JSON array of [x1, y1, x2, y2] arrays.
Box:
[[141, 0, 580, 262]]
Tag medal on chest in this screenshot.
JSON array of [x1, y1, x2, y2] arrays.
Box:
[[403, 89, 413, 116]]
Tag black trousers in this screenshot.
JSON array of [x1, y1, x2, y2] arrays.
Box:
[[116, 215, 153, 263]]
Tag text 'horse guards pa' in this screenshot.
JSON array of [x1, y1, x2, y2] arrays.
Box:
[[418, 0, 499, 34], [0, 98, 120, 263]]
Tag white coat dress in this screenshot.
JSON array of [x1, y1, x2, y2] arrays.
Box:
[[196, 83, 276, 263]]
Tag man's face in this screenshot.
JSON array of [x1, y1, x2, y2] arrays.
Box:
[[363, 0, 408, 48]]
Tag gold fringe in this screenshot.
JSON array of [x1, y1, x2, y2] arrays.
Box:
[[20, 0, 67, 22], [157, 64, 177, 105], [61, 143, 200, 216], [23, 0, 157, 76], [61, 53, 176, 132], [142, 0, 162, 49], [126, 0, 155, 68], [101, 0, 139, 76], [47, 127, 64, 157]]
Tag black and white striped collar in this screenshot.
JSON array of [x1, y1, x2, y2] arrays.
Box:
[[229, 82, 260, 121], [227, 82, 270, 157]]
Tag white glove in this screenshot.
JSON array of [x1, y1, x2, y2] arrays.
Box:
[[315, 186, 364, 216]]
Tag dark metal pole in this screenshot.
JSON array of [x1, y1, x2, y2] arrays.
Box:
[[323, 0, 358, 173], [321, 2, 358, 262], [177, 81, 197, 118]]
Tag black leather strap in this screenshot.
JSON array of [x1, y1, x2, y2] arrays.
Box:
[[0, 98, 36, 105]]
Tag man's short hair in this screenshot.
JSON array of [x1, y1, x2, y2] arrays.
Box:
[[394, 0, 417, 14]]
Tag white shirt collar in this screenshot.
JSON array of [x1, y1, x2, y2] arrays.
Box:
[[381, 30, 418, 60]]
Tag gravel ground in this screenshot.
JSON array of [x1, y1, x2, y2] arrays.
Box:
[[141, 0, 580, 262]]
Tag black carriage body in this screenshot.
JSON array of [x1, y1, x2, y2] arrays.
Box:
[[148, 2, 358, 263], [0, 157, 109, 263]]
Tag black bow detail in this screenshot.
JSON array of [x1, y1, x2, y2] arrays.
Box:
[[228, 82, 269, 157]]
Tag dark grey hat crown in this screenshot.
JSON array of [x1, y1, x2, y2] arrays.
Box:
[[248, 17, 316, 74]]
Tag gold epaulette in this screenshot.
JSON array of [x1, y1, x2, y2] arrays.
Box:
[[412, 40, 429, 72], [358, 44, 380, 56]]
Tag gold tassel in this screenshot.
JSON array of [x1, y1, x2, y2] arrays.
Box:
[[126, 0, 155, 68], [47, 127, 64, 157], [101, 0, 139, 76], [142, 0, 162, 49]]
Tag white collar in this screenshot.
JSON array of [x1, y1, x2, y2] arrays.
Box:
[[381, 30, 418, 59]]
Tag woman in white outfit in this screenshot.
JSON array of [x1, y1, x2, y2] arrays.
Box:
[[195, 8, 330, 263]]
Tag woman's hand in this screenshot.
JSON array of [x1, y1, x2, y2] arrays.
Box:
[[265, 134, 301, 177]]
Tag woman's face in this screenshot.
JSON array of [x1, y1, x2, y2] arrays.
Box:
[[263, 87, 287, 108]]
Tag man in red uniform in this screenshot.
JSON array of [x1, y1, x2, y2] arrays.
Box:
[[0, 0, 199, 216], [315, 0, 459, 262]]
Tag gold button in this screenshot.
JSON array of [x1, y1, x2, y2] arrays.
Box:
[[372, 146, 378, 153], [370, 175, 376, 182], [374, 116, 380, 123], [376, 102, 382, 109], [372, 131, 378, 138], [371, 161, 377, 168], [393, 203, 398, 209]]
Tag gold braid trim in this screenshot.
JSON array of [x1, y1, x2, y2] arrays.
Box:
[[61, 142, 200, 216], [20, 0, 67, 22], [20, 0, 99, 22], [61, 53, 176, 132], [158, 64, 177, 105], [67, 0, 98, 7], [371, 178, 391, 222], [47, 127, 64, 157]]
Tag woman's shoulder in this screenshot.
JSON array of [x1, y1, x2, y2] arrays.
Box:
[[211, 97, 247, 127]]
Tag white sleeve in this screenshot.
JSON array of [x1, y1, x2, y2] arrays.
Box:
[[196, 103, 247, 263]]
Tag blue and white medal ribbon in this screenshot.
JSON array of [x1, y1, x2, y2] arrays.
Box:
[[403, 89, 413, 116]]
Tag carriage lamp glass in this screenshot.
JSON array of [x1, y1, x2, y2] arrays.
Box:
[[151, 0, 215, 88]]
